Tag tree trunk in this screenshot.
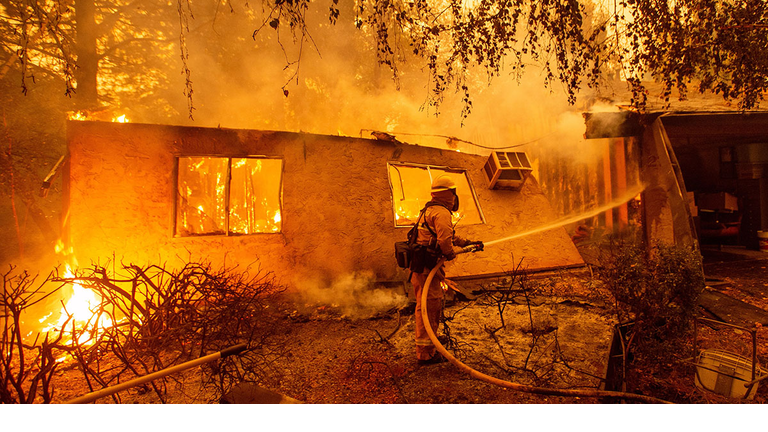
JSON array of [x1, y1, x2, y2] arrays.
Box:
[[74, 0, 99, 109]]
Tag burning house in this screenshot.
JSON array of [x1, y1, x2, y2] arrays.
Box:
[[62, 120, 585, 291], [583, 111, 768, 252]]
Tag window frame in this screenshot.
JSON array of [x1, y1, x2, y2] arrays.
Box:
[[172, 155, 284, 237], [387, 162, 486, 228]]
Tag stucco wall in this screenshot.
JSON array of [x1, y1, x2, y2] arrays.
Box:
[[65, 121, 583, 289]]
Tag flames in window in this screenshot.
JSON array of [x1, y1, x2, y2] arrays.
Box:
[[388, 164, 484, 227], [176, 156, 283, 236], [229, 158, 283, 234]]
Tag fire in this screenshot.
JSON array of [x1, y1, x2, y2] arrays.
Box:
[[68, 111, 88, 121], [441, 281, 449, 292], [53, 239, 74, 256], [67, 111, 130, 123], [54, 239, 64, 254], [41, 266, 113, 348]]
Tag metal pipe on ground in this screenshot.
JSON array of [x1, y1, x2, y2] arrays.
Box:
[[65, 343, 248, 404]]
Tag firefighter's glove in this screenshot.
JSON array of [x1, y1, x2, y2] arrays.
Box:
[[468, 241, 484, 252]]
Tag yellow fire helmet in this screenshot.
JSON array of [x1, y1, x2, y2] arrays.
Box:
[[430, 175, 457, 192]]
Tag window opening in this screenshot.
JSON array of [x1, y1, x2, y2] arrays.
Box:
[[175, 156, 283, 236], [387, 163, 485, 227]]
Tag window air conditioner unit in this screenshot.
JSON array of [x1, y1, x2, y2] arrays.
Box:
[[483, 152, 533, 190]]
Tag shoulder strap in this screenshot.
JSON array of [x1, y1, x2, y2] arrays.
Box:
[[420, 212, 437, 238], [406, 207, 427, 245], [408, 201, 452, 245]]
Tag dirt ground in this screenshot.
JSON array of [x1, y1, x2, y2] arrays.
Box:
[[41, 245, 768, 404], [263, 289, 615, 404], [261, 247, 768, 405], [51, 274, 614, 404]]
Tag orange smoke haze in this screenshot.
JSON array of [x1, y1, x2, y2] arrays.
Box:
[[137, 2, 624, 159]]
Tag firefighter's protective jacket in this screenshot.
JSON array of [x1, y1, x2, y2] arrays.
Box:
[[415, 196, 471, 262]]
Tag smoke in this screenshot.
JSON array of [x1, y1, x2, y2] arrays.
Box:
[[534, 111, 605, 163], [136, 1, 608, 152], [294, 271, 409, 319], [135, 2, 640, 253]]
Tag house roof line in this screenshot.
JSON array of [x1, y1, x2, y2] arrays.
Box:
[[657, 110, 768, 117]]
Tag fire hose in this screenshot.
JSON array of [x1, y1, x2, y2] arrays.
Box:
[[65, 343, 248, 404], [421, 247, 671, 404]]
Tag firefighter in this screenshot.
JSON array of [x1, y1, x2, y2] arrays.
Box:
[[411, 175, 483, 365]]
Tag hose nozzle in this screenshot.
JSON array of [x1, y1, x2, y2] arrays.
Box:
[[458, 242, 484, 254]]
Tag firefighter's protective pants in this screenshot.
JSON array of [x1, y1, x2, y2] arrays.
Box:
[[411, 270, 444, 361]]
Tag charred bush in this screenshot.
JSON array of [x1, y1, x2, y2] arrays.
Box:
[[1, 266, 68, 404], [475, 257, 528, 334], [49, 259, 286, 403]]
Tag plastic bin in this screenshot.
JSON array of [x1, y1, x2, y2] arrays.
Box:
[[695, 349, 761, 399], [758, 231, 768, 253]]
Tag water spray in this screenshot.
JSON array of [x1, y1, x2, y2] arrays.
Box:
[[481, 184, 646, 248], [418, 183, 670, 402]]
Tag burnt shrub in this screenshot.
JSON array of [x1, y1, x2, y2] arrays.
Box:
[[1, 267, 67, 404], [49, 259, 286, 403]]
